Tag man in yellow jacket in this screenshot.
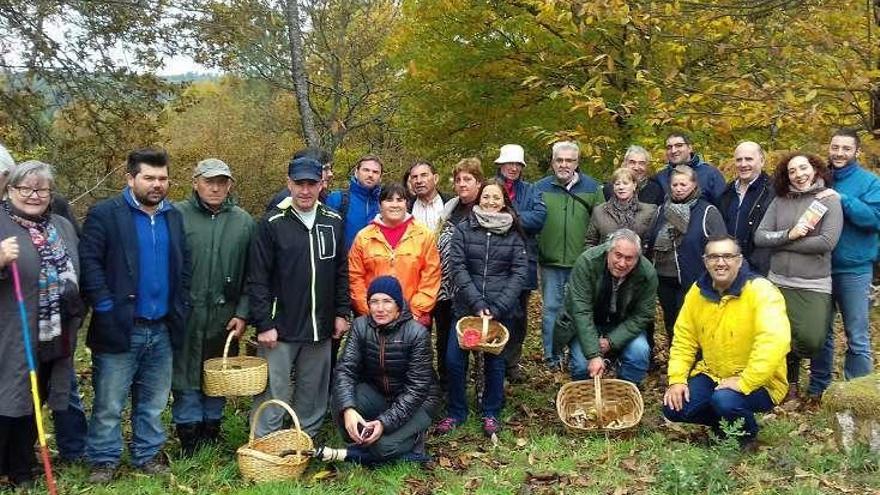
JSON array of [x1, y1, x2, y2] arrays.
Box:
[[662, 235, 790, 448]]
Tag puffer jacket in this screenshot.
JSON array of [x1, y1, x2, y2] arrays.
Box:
[[669, 269, 791, 404], [349, 217, 441, 319], [332, 310, 440, 433], [448, 213, 528, 318], [753, 183, 843, 288], [584, 201, 657, 249]]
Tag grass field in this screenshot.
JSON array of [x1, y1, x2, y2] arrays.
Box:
[[17, 303, 880, 494]]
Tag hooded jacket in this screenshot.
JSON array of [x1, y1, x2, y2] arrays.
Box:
[[172, 193, 256, 390], [348, 216, 441, 320], [669, 269, 790, 404], [325, 176, 382, 251], [247, 198, 349, 342], [332, 309, 440, 434]]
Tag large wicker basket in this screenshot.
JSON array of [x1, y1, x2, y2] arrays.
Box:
[[556, 376, 644, 433], [455, 316, 509, 355], [237, 399, 314, 482], [203, 332, 268, 397]]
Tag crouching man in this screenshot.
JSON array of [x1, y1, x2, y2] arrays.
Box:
[[663, 235, 790, 449], [553, 228, 656, 385]]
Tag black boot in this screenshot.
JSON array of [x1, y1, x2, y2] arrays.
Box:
[[201, 420, 222, 445], [176, 422, 202, 456]]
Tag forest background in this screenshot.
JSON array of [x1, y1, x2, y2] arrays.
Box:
[[2, 0, 880, 216]]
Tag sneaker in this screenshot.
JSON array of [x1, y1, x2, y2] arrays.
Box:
[[482, 416, 501, 437], [434, 417, 459, 435], [137, 458, 169, 475], [87, 464, 116, 483]]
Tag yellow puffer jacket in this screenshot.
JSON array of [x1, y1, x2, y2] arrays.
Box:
[[349, 218, 441, 320], [668, 273, 791, 404]]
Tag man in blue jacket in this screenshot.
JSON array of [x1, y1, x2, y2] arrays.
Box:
[[654, 132, 726, 206], [494, 144, 546, 381], [325, 154, 383, 251], [809, 129, 880, 397], [80, 148, 191, 482]]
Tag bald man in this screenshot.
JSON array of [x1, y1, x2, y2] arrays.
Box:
[[718, 141, 774, 275]]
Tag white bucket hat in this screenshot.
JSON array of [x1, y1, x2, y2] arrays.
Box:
[[494, 144, 526, 166]]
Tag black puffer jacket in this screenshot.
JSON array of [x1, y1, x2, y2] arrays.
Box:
[[449, 213, 528, 318], [332, 310, 440, 433]]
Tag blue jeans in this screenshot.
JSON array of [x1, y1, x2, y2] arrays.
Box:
[[809, 272, 875, 395], [86, 322, 173, 467], [172, 389, 226, 425], [445, 326, 505, 421], [662, 373, 774, 440], [53, 369, 88, 461], [540, 266, 572, 362], [569, 332, 651, 385]]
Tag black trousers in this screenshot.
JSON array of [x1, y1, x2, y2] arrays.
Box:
[[501, 291, 531, 371], [433, 299, 453, 387], [0, 415, 37, 484], [657, 276, 687, 342]]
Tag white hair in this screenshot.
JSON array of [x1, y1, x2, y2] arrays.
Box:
[[623, 145, 650, 164], [0, 144, 15, 176], [608, 228, 643, 255]]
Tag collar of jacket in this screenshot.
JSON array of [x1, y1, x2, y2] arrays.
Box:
[[123, 187, 172, 215], [696, 262, 757, 302], [727, 171, 769, 194], [666, 153, 706, 171], [832, 160, 861, 181], [368, 308, 414, 332], [349, 175, 381, 199], [190, 190, 235, 214]]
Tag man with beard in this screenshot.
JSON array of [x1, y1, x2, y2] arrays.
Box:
[[81, 148, 191, 482]]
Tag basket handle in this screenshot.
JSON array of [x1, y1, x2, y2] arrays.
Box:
[[249, 399, 305, 458], [593, 375, 604, 424], [221, 331, 237, 370], [481, 315, 489, 339]]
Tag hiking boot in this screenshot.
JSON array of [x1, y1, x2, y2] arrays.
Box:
[[482, 416, 501, 437], [137, 457, 169, 475], [87, 464, 116, 483], [176, 422, 202, 456], [201, 420, 222, 445], [434, 417, 459, 435], [506, 366, 526, 384]]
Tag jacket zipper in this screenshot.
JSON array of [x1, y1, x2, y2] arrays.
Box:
[[308, 227, 318, 341], [378, 333, 390, 395], [481, 230, 491, 296]]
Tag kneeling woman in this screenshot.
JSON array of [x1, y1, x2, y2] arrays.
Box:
[[323, 276, 440, 465], [436, 181, 528, 436]]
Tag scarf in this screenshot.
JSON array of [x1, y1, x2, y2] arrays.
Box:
[[654, 187, 700, 252], [3, 202, 77, 349], [503, 179, 517, 202], [472, 205, 514, 234], [603, 196, 639, 230], [788, 177, 826, 197]]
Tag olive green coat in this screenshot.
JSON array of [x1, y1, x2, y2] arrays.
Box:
[[172, 193, 256, 390]]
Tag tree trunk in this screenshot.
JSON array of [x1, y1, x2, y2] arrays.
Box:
[[284, 0, 321, 147]]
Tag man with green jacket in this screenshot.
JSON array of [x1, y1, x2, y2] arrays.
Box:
[[172, 159, 256, 455], [553, 229, 656, 384], [533, 141, 603, 367]]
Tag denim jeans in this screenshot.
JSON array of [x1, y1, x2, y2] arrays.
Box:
[[662, 373, 774, 440], [808, 271, 875, 395], [86, 322, 172, 467], [540, 265, 572, 362], [172, 389, 226, 425], [569, 332, 651, 385], [53, 369, 88, 461], [445, 326, 505, 421]]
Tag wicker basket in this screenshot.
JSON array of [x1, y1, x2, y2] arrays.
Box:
[[556, 376, 644, 433], [203, 332, 268, 397], [237, 399, 314, 482], [455, 316, 509, 355]]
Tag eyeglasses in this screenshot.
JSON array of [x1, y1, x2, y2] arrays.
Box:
[[10, 186, 52, 199], [368, 297, 396, 307], [702, 253, 742, 263]]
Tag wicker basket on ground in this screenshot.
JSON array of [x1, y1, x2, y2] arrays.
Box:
[[556, 376, 644, 433], [203, 332, 268, 397], [455, 316, 509, 355], [237, 399, 314, 482]]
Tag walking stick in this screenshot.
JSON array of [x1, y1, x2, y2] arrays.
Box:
[[11, 262, 59, 495]]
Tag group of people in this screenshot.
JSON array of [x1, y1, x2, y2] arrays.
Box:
[[0, 127, 877, 487]]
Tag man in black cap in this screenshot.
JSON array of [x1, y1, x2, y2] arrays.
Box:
[[247, 156, 351, 439]]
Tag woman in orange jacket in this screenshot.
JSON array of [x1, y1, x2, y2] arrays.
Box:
[[349, 183, 442, 326]]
